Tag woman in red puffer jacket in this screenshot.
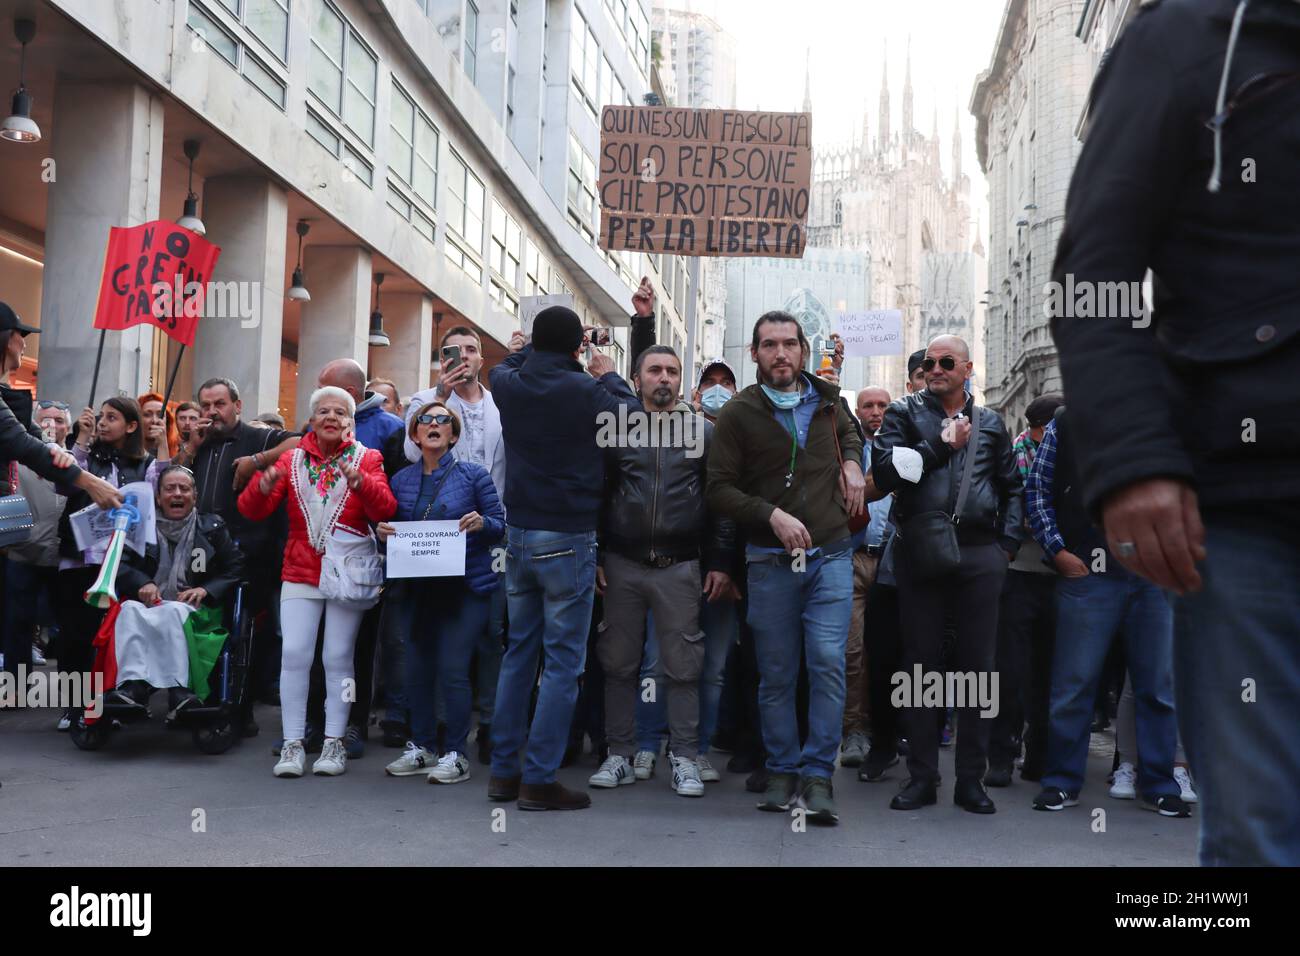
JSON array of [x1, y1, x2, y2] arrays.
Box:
[[238, 386, 395, 779]]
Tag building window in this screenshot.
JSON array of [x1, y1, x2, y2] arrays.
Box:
[[388, 80, 438, 240], [490, 200, 523, 290], [464, 1, 479, 84], [506, 66, 516, 140], [628, 2, 648, 74], [567, 133, 597, 244], [309, 0, 378, 147], [185, 0, 288, 108], [446, 150, 485, 281], [570, 8, 599, 118]]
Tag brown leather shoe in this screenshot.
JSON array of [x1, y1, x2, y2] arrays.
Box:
[[487, 775, 520, 802], [518, 781, 591, 811]]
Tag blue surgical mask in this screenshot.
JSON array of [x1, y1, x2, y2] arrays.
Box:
[[700, 384, 733, 415], [761, 382, 803, 410]]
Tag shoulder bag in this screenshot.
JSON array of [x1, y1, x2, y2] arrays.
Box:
[[897, 405, 981, 581]]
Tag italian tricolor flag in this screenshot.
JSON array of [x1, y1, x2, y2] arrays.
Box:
[[88, 600, 229, 721]]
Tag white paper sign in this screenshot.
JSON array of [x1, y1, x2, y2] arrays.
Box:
[[834, 310, 904, 357], [69, 481, 157, 558], [520, 293, 575, 338], [385, 520, 467, 578]]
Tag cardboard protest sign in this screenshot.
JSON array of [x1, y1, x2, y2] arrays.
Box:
[[385, 521, 467, 578], [834, 310, 904, 357], [597, 106, 812, 259], [92, 220, 222, 347], [520, 293, 575, 338]]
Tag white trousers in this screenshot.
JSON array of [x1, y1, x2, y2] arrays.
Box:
[[279, 595, 365, 741]]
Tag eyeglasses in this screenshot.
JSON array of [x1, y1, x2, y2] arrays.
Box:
[[921, 355, 959, 372], [37, 400, 69, 410], [416, 414, 454, 426]]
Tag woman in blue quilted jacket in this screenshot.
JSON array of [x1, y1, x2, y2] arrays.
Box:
[[378, 400, 504, 785]]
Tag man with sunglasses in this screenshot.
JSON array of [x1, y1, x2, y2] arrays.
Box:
[[871, 335, 1023, 814]]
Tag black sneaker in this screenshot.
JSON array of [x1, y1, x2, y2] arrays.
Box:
[[745, 767, 769, 793], [984, 764, 1014, 788], [379, 719, 409, 749], [1032, 787, 1079, 811], [1143, 794, 1192, 818], [858, 748, 899, 782]]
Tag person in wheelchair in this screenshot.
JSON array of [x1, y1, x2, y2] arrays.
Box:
[[105, 464, 244, 716]]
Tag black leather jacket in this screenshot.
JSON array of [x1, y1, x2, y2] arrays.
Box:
[[116, 512, 245, 606], [601, 407, 738, 573], [871, 389, 1025, 550]]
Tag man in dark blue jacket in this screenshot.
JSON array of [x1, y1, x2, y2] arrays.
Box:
[[1051, 0, 1300, 865], [486, 305, 641, 810]]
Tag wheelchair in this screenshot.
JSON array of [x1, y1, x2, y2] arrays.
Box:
[[70, 581, 256, 755]]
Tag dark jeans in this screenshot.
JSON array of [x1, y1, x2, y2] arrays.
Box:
[[2, 558, 55, 674], [895, 542, 1007, 784], [406, 584, 492, 756], [865, 581, 902, 757], [989, 569, 1057, 772], [55, 567, 103, 682], [1174, 504, 1300, 865]]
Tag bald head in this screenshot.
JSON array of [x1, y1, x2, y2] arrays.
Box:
[[927, 335, 970, 360], [318, 359, 367, 402], [856, 386, 891, 435]]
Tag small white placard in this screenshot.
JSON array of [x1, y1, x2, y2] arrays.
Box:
[[385, 520, 466, 578], [69, 481, 156, 558], [520, 293, 575, 338], [834, 310, 904, 357]]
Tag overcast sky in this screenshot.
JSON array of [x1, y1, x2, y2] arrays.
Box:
[[672, 0, 1011, 243]]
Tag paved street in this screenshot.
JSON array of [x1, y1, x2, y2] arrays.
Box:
[[1, 700, 1197, 866]]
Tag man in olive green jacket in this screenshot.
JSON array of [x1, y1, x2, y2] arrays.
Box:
[[706, 310, 865, 824]]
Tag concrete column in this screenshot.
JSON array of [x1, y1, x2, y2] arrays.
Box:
[[295, 245, 371, 418], [367, 293, 432, 402], [191, 176, 288, 415], [39, 82, 163, 407]]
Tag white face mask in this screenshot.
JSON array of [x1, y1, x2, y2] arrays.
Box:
[[700, 384, 733, 414]]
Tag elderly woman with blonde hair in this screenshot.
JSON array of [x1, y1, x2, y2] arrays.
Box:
[[238, 385, 396, 778]]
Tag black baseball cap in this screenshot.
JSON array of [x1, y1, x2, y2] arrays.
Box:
[[0, 301, 38, 335], [907, 348, 927, 376]]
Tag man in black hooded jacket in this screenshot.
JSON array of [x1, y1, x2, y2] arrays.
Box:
[[1050, 0, 1300, 865]]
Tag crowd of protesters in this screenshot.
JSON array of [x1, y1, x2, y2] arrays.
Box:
[[5, 2, 1300, 862], [0, 284, 1205, 822]]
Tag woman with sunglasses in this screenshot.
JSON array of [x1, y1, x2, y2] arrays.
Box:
[[379, 401, 504, 785]]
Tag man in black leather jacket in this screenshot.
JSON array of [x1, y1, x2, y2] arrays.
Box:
[[591, 345, 738, 798], [871, 335, 1024, 815]]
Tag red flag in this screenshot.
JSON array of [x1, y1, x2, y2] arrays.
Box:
[[91, 220, 222, 348]]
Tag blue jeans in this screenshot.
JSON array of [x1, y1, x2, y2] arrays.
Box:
[[1175, 506, 1300, 866], [746, 550, 853, 779], [1044, 569, 1178, 800], [406, 586, 491, 756], [474, 577, 507, 726], [698, 596, 738, 754], [491, 528, 597, 785]]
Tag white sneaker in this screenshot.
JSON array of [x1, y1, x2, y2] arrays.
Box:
[[670, 753, 704, 797], [1174, 766, 1198, 804], [385, 741, 437, 777], [633, 749, 657, 780], [31, 644, 46, 666], [274, 739, 306, 778], [696, 754, 721, 783], [312, 737, 348, 776], [428, 751, 470, 784], [56, 711, 72, 732], [589, 754, 637, 788], [1109, 761, 1137, 799]]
